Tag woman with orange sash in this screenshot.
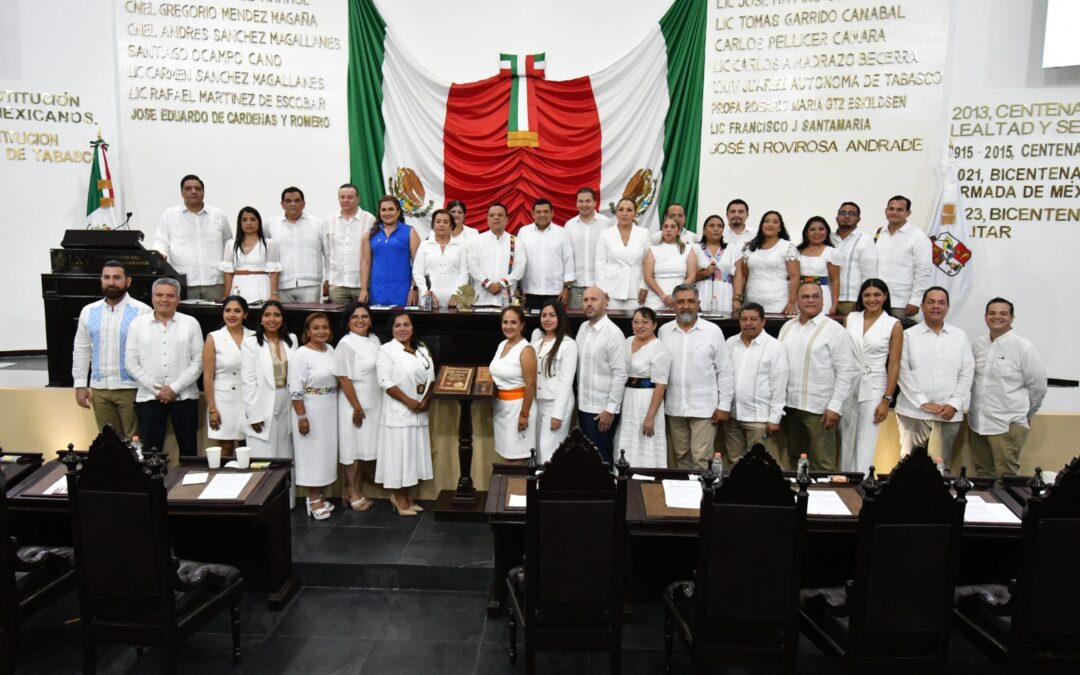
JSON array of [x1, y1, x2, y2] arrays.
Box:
[[489, 306, 538, 462]]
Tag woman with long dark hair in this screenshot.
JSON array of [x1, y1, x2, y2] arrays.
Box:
[[732, 210, 800, 315], [361, 196, 421, 307], [240, 300, 296, 460], [289, 312, 340, 520], [693, 214, 737, 314], [334, 302, 381, 511], [529, 299, 577, 461], [613, 307, 671, 467], [203, 295, 254, 457], [222, 206, 280, 302], [797, 216, 840, 315]]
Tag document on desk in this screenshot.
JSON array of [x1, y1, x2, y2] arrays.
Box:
[[507, 494, 527, 508], [807, 490, 851, 516], [964, 501, 1021, 525], [199, 472, 252, 500], [662, 479, 702, 510], [42, 475, 68, 496], [182, 472, 209, 486]]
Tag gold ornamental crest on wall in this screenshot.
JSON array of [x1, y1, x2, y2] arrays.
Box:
[[608, 168, 657, 216], [387, 167, 434, 217]]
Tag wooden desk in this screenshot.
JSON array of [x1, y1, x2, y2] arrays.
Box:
[[484, 468, 1026, 614], [6, 457, 300, 609], [0, 452, 44, 489]]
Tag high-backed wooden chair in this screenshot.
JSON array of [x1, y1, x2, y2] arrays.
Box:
[[663, 443, 809, 674], [0, 471, 76, 675], [954, 458, 1080, 673], [799, 446, 967, 674], [64, 426, 243, 674], [506, 428, 627, 674]]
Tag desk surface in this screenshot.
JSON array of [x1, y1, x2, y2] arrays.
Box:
[[0, 452, 44, 490]]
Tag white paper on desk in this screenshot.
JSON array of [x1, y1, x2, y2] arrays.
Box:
[[198, 472, 252, 500], [43, 475, 68, 496], [965, 501, 1021, 525], [507, 494, 527, 508], [182, 472, 209, 486], [632, 474, 655, 481], [807, 490, 851, 516], [662, 479, 702, 509], [966, 493, 986, 503]]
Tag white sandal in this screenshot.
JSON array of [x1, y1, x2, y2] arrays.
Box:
[[306, 497, 333, 521]]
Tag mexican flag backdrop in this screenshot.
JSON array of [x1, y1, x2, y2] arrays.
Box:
[[346, 0, 706, 237]]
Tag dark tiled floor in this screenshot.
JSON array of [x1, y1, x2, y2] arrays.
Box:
[[16, 586, 1003, 674]]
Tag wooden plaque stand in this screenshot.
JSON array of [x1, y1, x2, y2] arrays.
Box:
[[432, 365, 493, 521]]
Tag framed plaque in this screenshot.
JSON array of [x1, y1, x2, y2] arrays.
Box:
[[472, 366, 494, 397], [434, 365, 476, 396]]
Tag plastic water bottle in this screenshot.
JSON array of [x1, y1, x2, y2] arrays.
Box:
[[710, 452, 724, 486], [131, 435, 143, 460], [420, 292, 432, 311], [797, 453, 810, 482]]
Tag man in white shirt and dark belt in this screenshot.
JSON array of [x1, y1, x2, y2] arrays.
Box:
[[575, 287, 628, 464], [896, 286, 975, 463], [125, 278, 204, 457], [659, 284, 733, 470], [152, 174, 232, 301], [968, 297, 1048, 479], [779, 282, 857, 471], [723, 302, 788, 467], [468, 203, 527, 307], [72, 261, 151, 438], [516, 198, 574, 309], [830, 201, 878, 316], [874, 195, 931, 318], [564, 188, 611, 309], [324, 183, 375, 304], [266, 186, 327, 304]]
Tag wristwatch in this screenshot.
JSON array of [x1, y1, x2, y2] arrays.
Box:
[[882, 395, 894, 402]]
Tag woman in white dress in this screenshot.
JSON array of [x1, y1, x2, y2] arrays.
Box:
[[841, 278, 902, 475], [490, 306, 538, 462], [203, 296, 254, 457], [694, 215, 737, 314], [595, 198, 651, 311], [642, 216, 697, 310], [529, 300, 577, 463], [413, 209, 469, 309], [446, 199, 480, 252], [241, 301, 297, 459], [796, 216, 841, 315], [221, 207, 281, 303], [375, 311, 435, 516], [289, 312, 339, 520], [732, 210, 800, 316], [613, 307, 671, 468], [334, 302, 381, 512]]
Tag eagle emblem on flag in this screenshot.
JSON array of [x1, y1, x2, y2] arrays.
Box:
[[387, 167, 434, 217], [930, 231, 972, 277]]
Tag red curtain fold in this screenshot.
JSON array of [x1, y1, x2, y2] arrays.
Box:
[[443, 74, 602, 233]]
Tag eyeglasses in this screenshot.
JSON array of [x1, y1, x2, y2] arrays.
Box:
[[837, 210, 859, 217]]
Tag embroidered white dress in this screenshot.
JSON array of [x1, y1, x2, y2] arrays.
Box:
[[207, 326, 254, 440], [613, 337, 671, 468], [798, 247, 836, 315], [695, 242, 736, 314], [221, 239, 281, 302], [530, 330, 577, 463], [841, 311, 899, 474], [334, 333, 383, 464], [288, 345, 339, 487], [374, 341, 435, 489], [742, 240, 799, 313], [489, 339, 538, 460], [644, 243, 695, 310]]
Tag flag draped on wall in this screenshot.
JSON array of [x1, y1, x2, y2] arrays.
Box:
[[346, 0, 705, 237], [928, 158, 975, 308], [85, 135, 118, 230]]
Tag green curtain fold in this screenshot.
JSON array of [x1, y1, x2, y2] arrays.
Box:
[[659, 0, 707, 232], [347, 0, 387, 211]]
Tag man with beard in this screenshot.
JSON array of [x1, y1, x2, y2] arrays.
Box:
[[72, 261, 151, 437], [725, 198, 755, 251], [564, 188, 611, 309]]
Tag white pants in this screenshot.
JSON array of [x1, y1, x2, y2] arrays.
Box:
[[535, 399, 572, 463], [896, 414, 962, 464], [278, 285, 321, 303], [840, 398, 882, 475]]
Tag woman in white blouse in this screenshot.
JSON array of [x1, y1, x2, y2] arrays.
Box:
[[642, 216, 697, 310], [841, 278, 902, 475], [595, 198, 651, 311], [203, 296, 254, 457], [694, 214, 737, 314], [490, 306, 538, 462], [796, 216, 841, 315], [375, 311, 435, 516], [289, 312, 340, 520], [222, 207, 281, 303], [334, 302, 381, 512], [413, 209, 469, 309], [614, 307, 671, 467], [732, 210, 800, 316], [241, 301, 297, 459], [446, 199, 480, 250], [529, 300, 577, 462]]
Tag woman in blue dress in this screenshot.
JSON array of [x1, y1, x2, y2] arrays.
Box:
[[361, 195, 421, 306]]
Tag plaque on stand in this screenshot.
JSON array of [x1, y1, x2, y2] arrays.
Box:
[[432, 365, 494, 522]]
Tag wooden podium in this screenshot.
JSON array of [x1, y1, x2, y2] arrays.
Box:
[[431, 364, 493, 521]]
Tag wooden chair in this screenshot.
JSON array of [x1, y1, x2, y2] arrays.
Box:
[[954, 458, 1080, 673], [0, 471, 76, 675], [663, 443, 809, 674], [799, 446, 967, 674], [506, 428, 627, 674], [64, 426, 243, 674]]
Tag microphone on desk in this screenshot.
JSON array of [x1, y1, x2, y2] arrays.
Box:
[[119, 211, 134, 229]]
